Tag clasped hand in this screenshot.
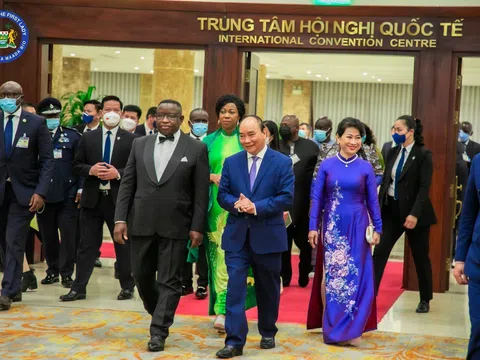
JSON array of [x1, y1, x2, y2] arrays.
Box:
[[234, 193, 255, 214], [90, 162, 119, 181]]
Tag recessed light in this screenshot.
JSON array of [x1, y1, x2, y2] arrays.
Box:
[[265, 64, 270, 67], [150, 70, 154, 73], [306, 71, 312, 74], [372, 75, 375, 79], [194, 69, 199, 73], [266, 75, 270, 78], [325, 77, 330, 80], [94, 68, 98, 71], [377, 78, 382, 82], [315, 74, 322, 78], [140, 56, 145, 60], [363, 72, 368, 76], [70, 53, 75, 56], [134, 67, 139, 70], [115, 51, 121, 54]]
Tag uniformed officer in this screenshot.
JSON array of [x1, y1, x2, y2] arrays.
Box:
[[35, 97, 82, 288]]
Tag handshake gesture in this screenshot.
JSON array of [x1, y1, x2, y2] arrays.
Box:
[[234, 193, 256, 215]]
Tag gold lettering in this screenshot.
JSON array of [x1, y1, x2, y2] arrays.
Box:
[[394, 23, 406, 36], [346, 21, 358, 35], [452, 23, 463, 37], [333, 21, 345, 34], [300, 20, 311, 33], [311, 18, 325, 34], [421, 23, 434, 36], [197, 17, 208, 30], [230, 18, 242, 32], [260, 19, 270, 32], [208, 18, 220, 31], [243, 19, 255, 32], [380, 22, 394, 36], [283, 20, 295, 33], [269, 17, 281, 33], [440, 23, 453, 36], [407, 21, 421, 37]]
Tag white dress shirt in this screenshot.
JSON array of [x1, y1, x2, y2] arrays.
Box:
[[84, 123, 100, 132], [388, 142, 415, 197], [189, 132, 206, 141], [145, 122, 155, 136], [247, 145, 268, 178], [3, 106, 22, 143], [154, 130, 181, 182], [99, 126, 120, 190]]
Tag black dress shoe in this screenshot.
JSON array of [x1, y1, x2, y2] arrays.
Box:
[[282, 279, 291, 287], [59, 290, 86, 302], [298, 273, 309, 288], [182, 286, 194, 296], [22, 269, 38, 292], [148, 335, 165, 352], [195, 286, 208, 299], [94, 258, 102, 268], [260, 337, 275, 349], [10, 292, 22, 302], [41, 274, 59, 285], [0, 295, 12, 311], [216, 345, 243, 358], [117, 289, 134, 300], [61, 276, 74, 288], [416, 300, 430, 313]]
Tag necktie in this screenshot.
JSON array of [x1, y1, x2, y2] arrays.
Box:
[[249, 156, 258, 191], [86, 128, 92, 132], [4, 115, 13, 157], [394, 148, 407, 200], [159, 135, 174, 143], [101, 131, 112, 185]]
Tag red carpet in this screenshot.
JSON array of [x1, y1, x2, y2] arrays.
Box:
[[100, 243, 403, 323]]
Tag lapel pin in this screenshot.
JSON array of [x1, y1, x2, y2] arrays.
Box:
[[412, 156, 416, 160], [22, 119, 26, 123], [117, 137, 121, 140]]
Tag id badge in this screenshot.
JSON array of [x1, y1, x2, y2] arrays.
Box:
[[16, 134, 29, 148], [53, 149, 63, 159], [291, 153, 300, 165]]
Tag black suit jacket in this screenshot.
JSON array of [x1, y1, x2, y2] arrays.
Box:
[[466, 140, 480, 163], [134, 124, 157, 137], [381, 141, 393, 163], [0, 110, 54, 206], [114, 132, 210, 239], [379, 143, 437, 227], [73, 127, 135, 209], [279, 137, 319, 224]]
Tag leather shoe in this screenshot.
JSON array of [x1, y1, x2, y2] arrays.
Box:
[[41, 274, 59, 285], [59, 290, 86, 302], [117, 289, 134, 300], [182, 286, 194, 296], [61, 276, 74, 288], [282, 279, 291, 287], [10, 291, 22, 302], [260, 337, 275, 349], [298, 273, 309, 288], [94, 258, 102, 268], [0, 295, 12, 311], [416, 300, 430, 313], [216, 345, 243, 358], [148, 335, 165, 352], [195, 286, 208, 299], [22, 269, 38, 292]]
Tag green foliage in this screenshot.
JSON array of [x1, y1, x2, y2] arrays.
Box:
[[60, 86, 96, 127]]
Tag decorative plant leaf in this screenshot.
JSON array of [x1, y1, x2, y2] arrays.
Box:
[[60, 86, 97, 127]]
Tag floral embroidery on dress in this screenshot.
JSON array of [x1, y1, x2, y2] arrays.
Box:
[[324, 181, 359, 319]]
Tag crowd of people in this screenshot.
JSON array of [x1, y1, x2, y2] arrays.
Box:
[[0, 79, 478, 358]]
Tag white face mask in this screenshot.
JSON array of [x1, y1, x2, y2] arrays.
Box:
[[120, 118, 137, 132], [103, 111, 121, 127]]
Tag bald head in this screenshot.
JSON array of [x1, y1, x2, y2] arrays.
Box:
[[0, 81, 23, 96], [282, 115, 299, 127], [0, 81, 24, 113], [279, 114, 300, 142]]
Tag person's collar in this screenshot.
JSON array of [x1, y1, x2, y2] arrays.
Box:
[[220, 127, 239, 136], [403, 141, 415, 152], [103, 125, 119, 137], [87, 122, 99, 130], [248, 145, 268, 159], [145, 122, 154, 132], [190, 131, 205, 140], [5, 106, 22, 118], [157, 129, 180, 142]]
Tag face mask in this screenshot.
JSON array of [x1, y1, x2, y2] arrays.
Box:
[[361, 135, 366, 144], [191, 123, 208, 137], [314, 129, 329, 143], [82, 113, 94, 124], [0, 97, 19, 114], [459, 130, 470, 143], [298, 130, 306, 138], [120, 118, 137, 132], [103, 111, 121, 127], [392, 132, 407, 145], [46, 118, 60, 130], [279, 125, 292, 140]]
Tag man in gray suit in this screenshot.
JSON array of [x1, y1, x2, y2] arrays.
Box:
[[113, 99, 210, 353]]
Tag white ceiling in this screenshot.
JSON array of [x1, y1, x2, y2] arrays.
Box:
[[62, 45, 480, 86]]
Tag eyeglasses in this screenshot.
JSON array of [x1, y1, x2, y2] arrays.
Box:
[[0, 94, 21, 99], [156, 114, 179, 121]]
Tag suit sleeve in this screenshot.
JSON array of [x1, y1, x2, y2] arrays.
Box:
[[34, 119, 54, 197], [114, 139, 138, 222], [217, 158, 241, 216], [254, 158, 294, 220], [117, 136, 134, 179], [190, 143, 210, 232], [73, 135, 93, 178], [456, 158, 479, 262], [410, 150, 433, 218]]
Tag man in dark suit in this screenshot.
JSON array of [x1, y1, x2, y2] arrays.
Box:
[[373, 117, 437, 314], [135, 106, 157, 136], [215, 116, 294, 358], [381, 126, 395, 161], [60, 95, 136, 302], [75, 100, 102, 134], [0, 81, 54, 311], [459, 121, 480, 166], [454, 154, 480, 359], [35, 97, 81, 289], [278, 114, 319, 288], [114, 99, 209, 352]]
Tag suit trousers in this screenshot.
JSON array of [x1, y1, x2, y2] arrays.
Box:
[[468, 279, 480, 360], [373, 197, 433, 302], [182, 242, 208, 289], [225, 236, 281, 347], [281, 215, 312, 284], [131, 235, 187, 339], [0, 182, 35, 297], [37, 200, 78, 278], [72, 193, 134, 293], [75, 215, 102, 262]]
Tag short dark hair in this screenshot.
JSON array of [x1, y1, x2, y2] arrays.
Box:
[[362, 123, 376, 146], [190, 108, 208, 117], [241, 115, 265, 131], [315, 116, 332, 129], [215, 94, 245, 119], [84, 100, 101, 113], [101, 96, 123, 110], [146, 106, 157, 118], [123, 104, 142, 119], [337, 117, 365, 138], [300, 122, 312, 131], [158, 99, 182, 113], [397, 115, 425, 146]]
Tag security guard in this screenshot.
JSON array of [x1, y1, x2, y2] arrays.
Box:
[[36, 97, 82, 288]]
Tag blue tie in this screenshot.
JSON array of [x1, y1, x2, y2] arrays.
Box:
[[101, 131, 112, 185], [4, 115, 13, 157], [394, 147, 407, 200]]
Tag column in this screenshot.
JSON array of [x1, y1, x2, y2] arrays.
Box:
[[139, 74, 154, 124], [51, 45, 64, 99], [256, 64, 267, 120], [282, 80, 312, 124]]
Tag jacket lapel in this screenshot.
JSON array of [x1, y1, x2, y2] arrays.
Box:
[[251, 148, 274, 195], [144, 134, 158, 184], [398, 144, 419, 181], [240, 151, 251, 196], [159, 132, 187, 186], [0, 110, 4, 157], [94, 128, 104, 163], [110, 128, 126, 165]]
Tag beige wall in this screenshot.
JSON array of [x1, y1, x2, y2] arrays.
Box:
[[282, 80, 311, 124], [139, 74, 154, 124], [256, 65, 267, 119]]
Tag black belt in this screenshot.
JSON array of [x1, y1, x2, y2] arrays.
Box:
[[99, 190, 111, 196]]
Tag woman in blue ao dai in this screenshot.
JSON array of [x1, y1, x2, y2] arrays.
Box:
[[307, 118, 383, 345]]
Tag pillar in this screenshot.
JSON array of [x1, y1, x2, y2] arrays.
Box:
[[152, 49, 195, 133], [51, 45, 63, 99], [139, 74, 154, 124], [256, 64, 267, 120], [282, 80, 312, 124]]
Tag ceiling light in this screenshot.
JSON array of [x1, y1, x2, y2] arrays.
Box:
[[150, 70, 154, 73], [194, 69, 199, 73], [140, 56, 145, 60], [266, 75, 270, 78], [115, 51, 121, 54], [315, 74, 322, 78], [372, 75, 375, 79], [363, 72, 368, 76], [70, 53, 75, 56], [377, 78, 382, 82], [265, 64, 270, 67], [325, 77, 330, 80], [134, 67, 139, 70], [94, 68, 98, 71], [306, 71, 312, 74]]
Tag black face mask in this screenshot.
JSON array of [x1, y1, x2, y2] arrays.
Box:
[[279, 125, 292, 140]]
